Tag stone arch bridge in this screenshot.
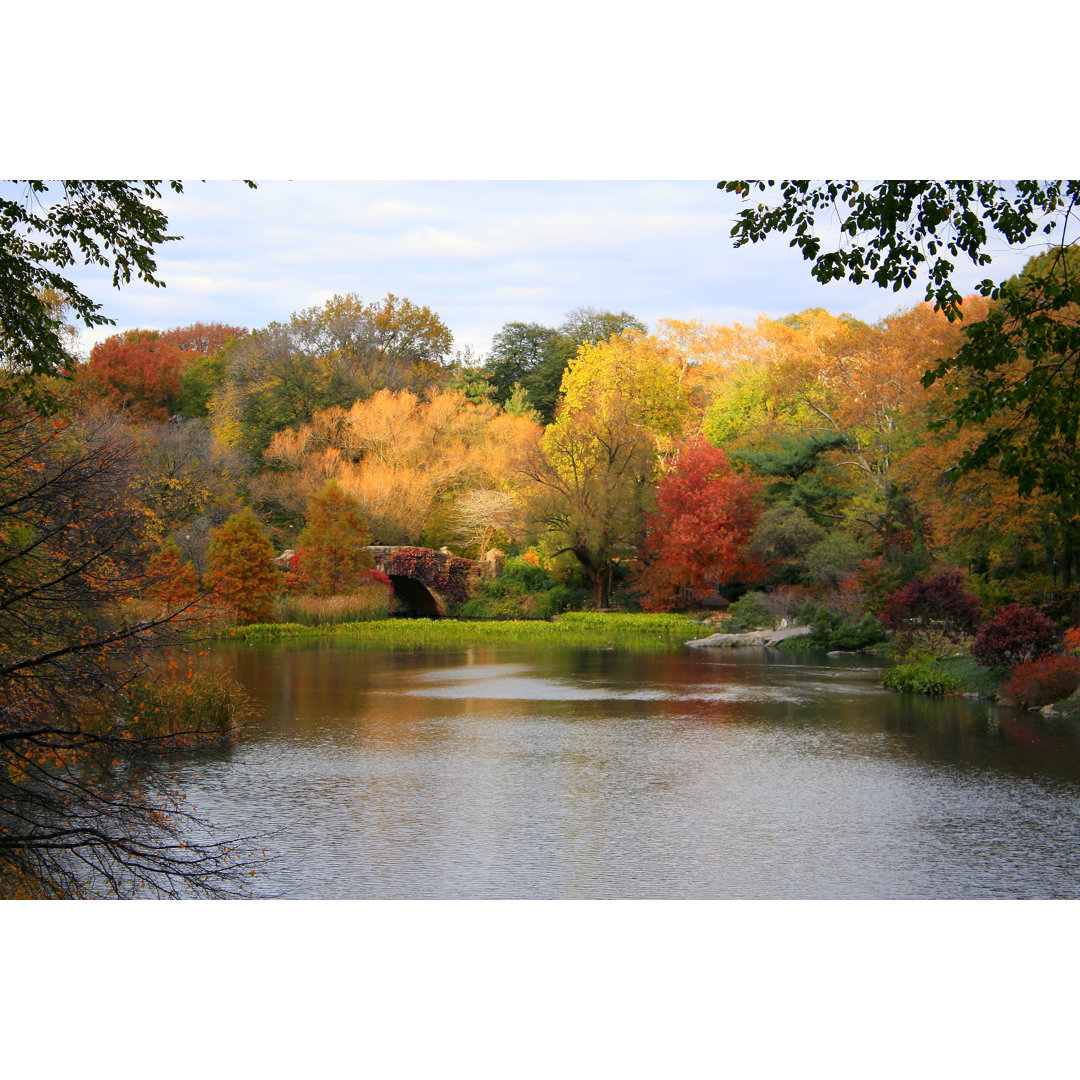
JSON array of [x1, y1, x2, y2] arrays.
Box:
[[368, 546, 483, 617], [275, 545, 495, 616]]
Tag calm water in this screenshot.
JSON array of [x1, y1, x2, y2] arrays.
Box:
[[174, 643, 1080, 898]]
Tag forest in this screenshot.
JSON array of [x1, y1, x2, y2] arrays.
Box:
[[46, 272, 1080, 629]]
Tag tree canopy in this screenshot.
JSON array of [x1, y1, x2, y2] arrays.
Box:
[[718, 181, 1080, 504], [0, 181, 254, 415]]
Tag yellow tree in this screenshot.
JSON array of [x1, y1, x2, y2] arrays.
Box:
[[261, 388, 541, 545], [522, 333, 689, 607]]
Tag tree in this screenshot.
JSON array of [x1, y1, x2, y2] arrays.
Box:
[[633, 439, 765, 611], [206, 508, 281, 624], [483, 322, 558, 405], [261, 388, 541, 546], [0, 398, 254, 897], [0, 180, 254, 415], [717, 180, 1080, 522], [522, 332, 688, 607], [83, 329, 191, 419], [144, 538, 200, 606], [483, 308, 648, 424], [292, 480, 373, 596], [209, 293, 453, 459]]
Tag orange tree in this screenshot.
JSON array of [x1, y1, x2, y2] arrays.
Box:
[[292, 480, 373, 596], [206, 507, 281, 623]]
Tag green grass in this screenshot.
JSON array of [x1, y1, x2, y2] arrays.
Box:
[[225, 611, 713, 650]]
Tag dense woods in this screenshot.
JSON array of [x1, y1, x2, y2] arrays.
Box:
[[27, 279, 1078, 629]]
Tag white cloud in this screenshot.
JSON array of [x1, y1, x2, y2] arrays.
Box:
[[54, 181, 1052, 358]]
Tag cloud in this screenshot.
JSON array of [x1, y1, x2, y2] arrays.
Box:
[[55, 181, 1050, 360]]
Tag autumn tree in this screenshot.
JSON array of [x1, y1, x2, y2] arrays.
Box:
[[633, 439, 765, 611], [521, 332, 688, 607], [0, 398, 253, 897], [210, 293, 454, 459], [83, 329, 192, 419], [82, 322, 247, 421], [206, 507, 281, 624], [450, 489, 527, 558], [144, 537, 200, 606], [718, 181, 1080, 570], [292, 480, 373, 596], [261, 387, 541, 546]]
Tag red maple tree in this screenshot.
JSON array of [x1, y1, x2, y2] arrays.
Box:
[[634, 438, 765, 611]]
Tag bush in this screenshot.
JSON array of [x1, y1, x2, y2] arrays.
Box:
[[452, 557, 586, 619], [971, 604, 1058, 668], [828, 613, 889, 651], [880, 571, 982, 640], [725, 591, 773, 631], [783, 604, 886, 651], [1001, 655, 1080, 708], [881, 662, 965, 696]]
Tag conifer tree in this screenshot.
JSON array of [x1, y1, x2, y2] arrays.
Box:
[[144, 537, 200, 606], [294, 480, 373, 596], [206, 508, 280, 623]]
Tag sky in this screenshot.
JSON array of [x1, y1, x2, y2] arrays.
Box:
[[43, 178, 1058, 361]]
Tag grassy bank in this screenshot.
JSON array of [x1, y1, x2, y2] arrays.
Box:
[[223, 611, 713, 650]]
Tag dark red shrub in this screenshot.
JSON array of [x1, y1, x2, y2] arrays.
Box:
[[879, 571, 982, 637], [1001, 655, 1080, 708], [971, 604, 1058, 668]]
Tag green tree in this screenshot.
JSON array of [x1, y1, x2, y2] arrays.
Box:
[[206, 508, 281, 623], [484, 308, 647, 424], [0, 180, 253, 415], [293, 480, 373, 596]]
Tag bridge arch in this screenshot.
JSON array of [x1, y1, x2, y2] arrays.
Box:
[[367, 546, 479, 618]]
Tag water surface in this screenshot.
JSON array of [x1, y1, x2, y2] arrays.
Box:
[[174, 644, 1080, 898]]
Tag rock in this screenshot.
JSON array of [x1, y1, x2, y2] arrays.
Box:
[[687, 625, 812, 648]]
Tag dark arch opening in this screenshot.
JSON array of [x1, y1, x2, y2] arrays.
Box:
[[389, 575, 442, 617]]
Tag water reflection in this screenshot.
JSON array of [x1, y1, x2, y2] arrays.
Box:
[[173, 644, 1080, 898]]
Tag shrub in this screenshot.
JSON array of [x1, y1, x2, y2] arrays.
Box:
[[452, 556, 585, 619], [1064, 627, 1080, 653], [725, 591, 772, 631], [784, 604, 887, 651], [881, 662, 964, 696], [828, 613, 889, 651], [880, 571, 982, 640], [971, 604, 1058, 668], [1001, 655, 1080, 708]]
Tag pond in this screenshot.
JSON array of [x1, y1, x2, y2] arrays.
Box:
[[173, 643, 1080, 898]]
